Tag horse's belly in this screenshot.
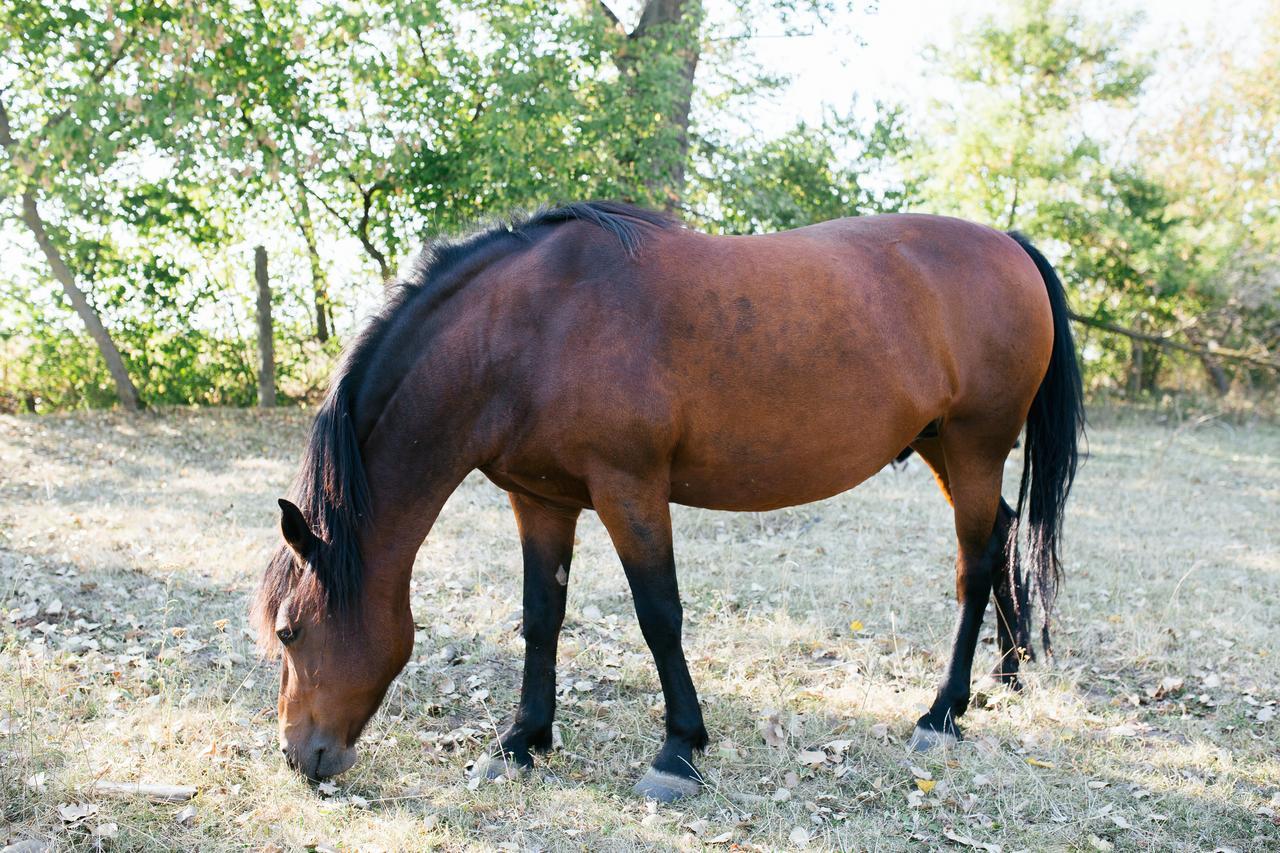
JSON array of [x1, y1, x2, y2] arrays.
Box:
[[667, 406, 924, 512]]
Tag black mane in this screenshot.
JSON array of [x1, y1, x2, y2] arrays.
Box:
[[255, 202, 674, 634]]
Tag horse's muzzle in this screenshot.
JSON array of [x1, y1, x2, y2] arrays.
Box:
[[282, 732, 358, 781]]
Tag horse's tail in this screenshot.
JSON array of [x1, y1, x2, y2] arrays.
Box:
[[1006, 232, 1085, 657]]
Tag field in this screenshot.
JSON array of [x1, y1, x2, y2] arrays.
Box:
[[2, 408, 1278, 852]]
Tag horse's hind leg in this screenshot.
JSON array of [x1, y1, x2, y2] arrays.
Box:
[[477, 494, 580, 778], [911, 439, 1027, 693], [909, 422, 1017, 751], [991, 498, 1030, 686]]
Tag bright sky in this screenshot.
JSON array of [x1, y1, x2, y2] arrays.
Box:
[[736, 0, 1267, 133]]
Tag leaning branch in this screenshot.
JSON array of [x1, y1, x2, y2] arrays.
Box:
[[1069, 311, 1278, 372]]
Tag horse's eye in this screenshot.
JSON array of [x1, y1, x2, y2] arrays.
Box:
[[276, 626, 299, 645]]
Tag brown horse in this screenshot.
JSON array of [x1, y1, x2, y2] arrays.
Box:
[[252, 202, 1083, 801]]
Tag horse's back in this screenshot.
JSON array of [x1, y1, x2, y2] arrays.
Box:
[[489, 213, 1053, 512], [622, 215, 1050, 509]]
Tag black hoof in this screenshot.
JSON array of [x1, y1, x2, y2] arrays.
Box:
[[633, 767, 702, 802]]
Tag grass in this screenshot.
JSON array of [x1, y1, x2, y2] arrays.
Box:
[[1, 407, 1278, 851]]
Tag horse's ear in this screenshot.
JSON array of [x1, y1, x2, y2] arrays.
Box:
[[278, 498, 316, 559]]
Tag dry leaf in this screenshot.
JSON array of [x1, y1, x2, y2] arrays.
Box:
[[57, 802, 98, 823], [174, 804, 197, 825], [1025, 758, 1055, 769], [909, 765, 932, 781], [788, 826, 811, 847], [760, 715, 787, 748], [848, 620, 864, 632], [684, 818, 709, 836], [797, 749, 827, 767], [943, 827, 1003, 852], [916, 779, 937, 794]]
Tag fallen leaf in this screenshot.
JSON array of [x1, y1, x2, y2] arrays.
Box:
[[943, 827, 1003, 852], [788, 826, 811, 847], [916, 779, 937, 794], [909, 765, 933, 781], [784, 771, 800, 788], [1025, 758, 1055, 769], [684, 818, 709, 836], [797, 749, 827, 767], [848, 620, 864, 632], [94, 823, 119, 839], [707, 831, 734, 844], [174, 804, 197, 825], [760, 714, 787, 748], [57, 802, 98, 823], [316, 781, 339, 797]]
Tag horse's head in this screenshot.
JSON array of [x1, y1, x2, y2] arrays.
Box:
[[253, 498, 414, 781]]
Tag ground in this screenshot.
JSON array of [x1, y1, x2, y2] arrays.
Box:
[[1, 408, 1278, 852]]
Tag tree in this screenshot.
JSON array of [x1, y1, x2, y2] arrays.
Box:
[[696, 105, 915, 233], [911, 0, 1166, 392], [0, 2, 273, 408]]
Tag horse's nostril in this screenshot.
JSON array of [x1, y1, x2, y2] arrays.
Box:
[[280, 746, 288, 755]]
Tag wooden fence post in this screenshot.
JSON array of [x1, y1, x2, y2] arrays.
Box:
[[255, 245, 275, 408]]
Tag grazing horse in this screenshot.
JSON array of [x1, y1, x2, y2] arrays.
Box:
[[252, 202, 1083, 801]]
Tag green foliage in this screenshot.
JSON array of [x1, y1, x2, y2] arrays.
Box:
[[0, 0, 1276, 409], [696, 105, 915, 233]]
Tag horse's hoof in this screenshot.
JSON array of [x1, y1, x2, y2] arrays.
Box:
[[908, 724, 959, 752], [633, 768, 702, 802], [471, 754, 530, 781]]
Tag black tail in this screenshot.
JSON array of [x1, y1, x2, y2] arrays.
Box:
[[1006, 232, 1085, 656]]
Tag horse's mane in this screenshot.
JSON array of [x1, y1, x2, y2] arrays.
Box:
[[252, 202, 674, 645]]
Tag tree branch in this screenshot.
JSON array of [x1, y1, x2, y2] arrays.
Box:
[[0, 91, 16, 149], [1069, 310, 1278, 372], [38, 31, 135, 140], [595, 0, 627, 34]]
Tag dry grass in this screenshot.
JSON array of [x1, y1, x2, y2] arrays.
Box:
[[1, 407, 1278, 852]]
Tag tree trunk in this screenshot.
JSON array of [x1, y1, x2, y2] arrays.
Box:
[[254, 246, 276, 408], [1183, 327, 1231, 396], [20, 192, 142, 411], [606, 0, 703, 210], [292, 178, 331, 342], [1126, 338, 1144, 399], [1, 94, 141, 411]]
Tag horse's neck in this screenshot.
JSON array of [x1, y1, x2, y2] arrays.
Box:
[[355, 347, 489, 601]]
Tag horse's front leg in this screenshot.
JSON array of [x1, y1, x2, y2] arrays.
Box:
[[477, 493, 579, 778], [592, 477, 708, 802]]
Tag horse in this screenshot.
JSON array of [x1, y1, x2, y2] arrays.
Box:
[[252, 201, 1083, 801]]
